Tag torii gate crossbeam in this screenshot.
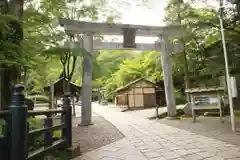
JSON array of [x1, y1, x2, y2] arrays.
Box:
[[59, 18, 184, 126]]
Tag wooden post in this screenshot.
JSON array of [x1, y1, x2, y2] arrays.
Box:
[[44, 117, 53, 147], [50, 81, 54, 109], [155, 105, 159, 119], [190, 94, 196, 123], [218, 92, 224, 123], [62, 93, 72, 148], [72, 96, 76, 116], [55, 98, 57, 109], [10, 84, 28, 160], [0, 72, 2, 110], [98, 88, 101, 104], [155, 82, 158, 119], [49, 81, 52, 109]]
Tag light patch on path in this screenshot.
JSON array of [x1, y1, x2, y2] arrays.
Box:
[[99, 102, 185, 119], [125, 104, 185, 119]]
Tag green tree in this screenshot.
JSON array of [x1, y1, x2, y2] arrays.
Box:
[[102, 51, 162, 96], [22, 0, 120, 94], [164, 0, 196, 100], [0, 0, 25, 110]]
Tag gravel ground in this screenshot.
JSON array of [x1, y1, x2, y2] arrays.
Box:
[[71, 115, 124, 154], [34, 105, 124, 155]]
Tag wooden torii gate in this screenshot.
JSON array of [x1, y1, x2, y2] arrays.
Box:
[[59, 19, 184, 126]]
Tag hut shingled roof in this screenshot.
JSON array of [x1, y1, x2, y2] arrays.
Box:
[[113, 78, 155, 93]]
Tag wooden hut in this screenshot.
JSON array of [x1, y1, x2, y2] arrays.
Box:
[[114, 78, 158, 110], [44, 77, 81, 97], [44, 77, 81, 115]]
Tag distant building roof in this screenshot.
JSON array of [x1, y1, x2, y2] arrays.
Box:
[[113, 78, 155, 93], [44, 77, 81, 96]]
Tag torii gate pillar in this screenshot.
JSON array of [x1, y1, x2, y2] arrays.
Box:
[[159, 35, 177, 117], [81, 32, 93, 126]]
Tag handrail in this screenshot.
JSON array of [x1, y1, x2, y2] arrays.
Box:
[[28, 109, 64, 116], [0, 85, 73, 160], [0, 110, 11, 119], [28, 123, 64, 136], [27, 139, 66, 160], [0, 109, 64, 118], [0, 110, 11, 114]]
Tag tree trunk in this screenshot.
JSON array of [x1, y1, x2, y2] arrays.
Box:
[[182, 47, 191, 102], [0, 70, 12, 110], [177, 10, 191, 102]]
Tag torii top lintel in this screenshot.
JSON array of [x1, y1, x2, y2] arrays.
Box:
[[59, 18, 184, 37]]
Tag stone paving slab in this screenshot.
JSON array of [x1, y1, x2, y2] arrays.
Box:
[[157, 117, 240, 147], [47, 104, 124, 156], [109, 102, 240, 147], [76, 103, 240, 160], [78, 138, 148, 160]]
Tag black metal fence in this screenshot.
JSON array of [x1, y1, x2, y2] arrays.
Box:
[[0, 84, 72, 160]]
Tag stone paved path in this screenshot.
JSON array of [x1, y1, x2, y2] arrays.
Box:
[[78, 103, 240, 160]]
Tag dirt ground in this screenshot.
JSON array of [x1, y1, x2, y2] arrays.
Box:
[[71, 115, 124, 154], [157, 116, 240, 146]]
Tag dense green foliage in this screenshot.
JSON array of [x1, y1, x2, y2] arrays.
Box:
[[2, 0, 240, 101], [1, 0, 240, 158]]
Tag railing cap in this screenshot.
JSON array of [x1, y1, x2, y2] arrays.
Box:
[[13, 84, 25, 95]]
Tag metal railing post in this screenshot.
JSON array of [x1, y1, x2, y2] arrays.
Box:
[[44, 116, 53, 148], [10, 84, 28, 160], [62, 93, 72, 148]]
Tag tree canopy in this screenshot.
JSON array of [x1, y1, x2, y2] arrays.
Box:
[[1, 0, 240, 104]]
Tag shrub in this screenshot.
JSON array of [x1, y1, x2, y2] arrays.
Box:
[[175, 89, 186, 105], [28, 117, 62, 142], [27, 95, 49, 103], [0, 120, 5, 136], [28, 117, 44, 151], [0, 117, 63, 159], [27, 118, 63, 159]]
